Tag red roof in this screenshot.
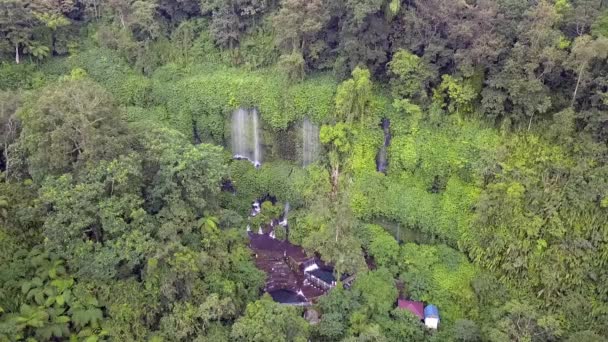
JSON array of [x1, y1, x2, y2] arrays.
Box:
[[398, 299, 424, 320]]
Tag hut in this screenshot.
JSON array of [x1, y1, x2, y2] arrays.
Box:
[[304, 268, 336, 290], [397, 299, 424, 320], [424, 304, 440, 329]]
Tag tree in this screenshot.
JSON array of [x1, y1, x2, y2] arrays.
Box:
[[566, 35, 608, 108], [481, 0, 566, 129], [464, 133, 608, 311], [335, 67, 373, 122], [562, 0, 604, 37], [434, 74, 477, 116], [18, 79, 131, 180], [36, 123, 229, 279], [32, 1, 71, 60], [231, 295, 309, 342], [566, 330, 606, 342], [366, 225, 399, 276], [273, 0, 328, 56], [209, 3, 242, 49], [0, 91, 20, 181], [592, 9, 608, 37], [303, 195, 367, 278], [205, 0, 271, 51], [107, 0, 160, 41], [82, 0, 103, 20], [38, 155, 147, 279], [334, 0, 392, 77], [0, 0, 75, 63], [320, 122, 353, 197], [0, 0, 36, 63], [388, 49, 434, 102], [278, 51, 306, 82], [156, 0, 201, 25], [489, 301, 563, 342], [316, 285, 361, 340], [4, 0, 608, 340], [158, 295, 236, 341], [393, 0, 505, 77], [382, 308, 426, 342], [0, 249, 107, 341], [351, 268, 397, 319], [482, 45, 554, 130], [143, 128, 227, 220], [25, 42, 50, 61], [170, 20, 200, 64], [452, 319, 482, 342]]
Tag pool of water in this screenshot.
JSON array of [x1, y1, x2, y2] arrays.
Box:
[[269, 289, 308, 304]]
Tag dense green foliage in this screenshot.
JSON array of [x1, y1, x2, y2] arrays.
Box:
[[1, 0, 608, 341]]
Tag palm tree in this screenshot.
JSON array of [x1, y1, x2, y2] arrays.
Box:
[[200, 215, 220, 249], [26, 43, 50, 62], [200, 215, 219, 232], [14, 304, 49, 331]]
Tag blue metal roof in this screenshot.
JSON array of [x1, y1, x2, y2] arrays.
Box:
[[424, 304, 439, 319]]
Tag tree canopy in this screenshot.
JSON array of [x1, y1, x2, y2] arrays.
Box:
[[1, 0, 608, 340]]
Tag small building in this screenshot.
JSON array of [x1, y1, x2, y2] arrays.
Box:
[[305, 268, 336, 290], [424, 304, 439, 329], [397, 299, 424, 320]]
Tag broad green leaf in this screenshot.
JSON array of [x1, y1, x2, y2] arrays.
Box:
[[56, 295, 65, 306], [44, 296, 56, 307], [56, 315, 70, 324]]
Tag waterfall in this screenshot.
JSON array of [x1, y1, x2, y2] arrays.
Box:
[[377, 146, 388, 173], [231, 108, 262, 168], [376, 118, 391, 174], [232, 109, 247, 159], [252, 109, 261, 166], [302, 119, 320, 167], [280, 202, 290, 227], [304, 263, 319, 273]]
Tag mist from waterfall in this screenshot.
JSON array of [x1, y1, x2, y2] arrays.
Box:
[[302, 118, 320, 167], [232, 108, 262, 167]]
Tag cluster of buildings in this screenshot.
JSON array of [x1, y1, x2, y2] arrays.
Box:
[[247, 200, 354, 305], [246, 199, 439, 329], [248, 231, 349, 305]]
